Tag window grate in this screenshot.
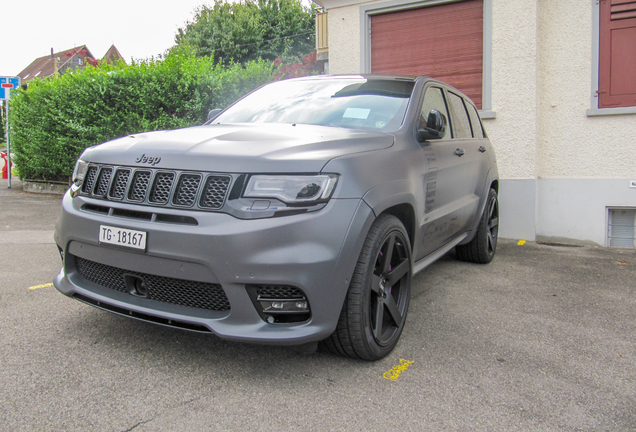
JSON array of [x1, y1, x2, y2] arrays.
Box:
[[608, 208, 636, 248]]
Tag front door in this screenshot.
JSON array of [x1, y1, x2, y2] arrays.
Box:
[[416, 86, 489, 260]]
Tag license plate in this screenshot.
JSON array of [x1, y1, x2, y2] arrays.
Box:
[[99, 225, 147, 250]]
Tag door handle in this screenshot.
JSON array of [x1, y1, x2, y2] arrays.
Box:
[[454, 149, 466, 157], [479, 146, 487, 153]]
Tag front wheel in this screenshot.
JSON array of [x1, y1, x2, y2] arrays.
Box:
[[323, 214, 412, 361]]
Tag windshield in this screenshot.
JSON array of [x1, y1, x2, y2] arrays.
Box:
[[212, 78, 414, 132]]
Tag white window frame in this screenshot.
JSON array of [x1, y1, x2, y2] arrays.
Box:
[[359, 0, 495, 118]]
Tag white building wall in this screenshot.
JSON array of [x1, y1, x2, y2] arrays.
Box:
[[537, 0, 636, 179], [534, 0, 636, 246], [485, 0, 538, 180], [327, 5, 362, 74]]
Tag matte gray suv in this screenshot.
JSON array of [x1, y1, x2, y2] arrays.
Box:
[[53, 75, 499, 361]]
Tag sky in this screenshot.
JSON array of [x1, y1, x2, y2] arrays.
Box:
[[0, 0, 209, 76]]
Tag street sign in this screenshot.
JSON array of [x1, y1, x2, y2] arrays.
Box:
[[0, 76, 20, 100]]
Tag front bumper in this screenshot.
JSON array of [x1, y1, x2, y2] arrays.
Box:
[[53, 191, 373, 345]]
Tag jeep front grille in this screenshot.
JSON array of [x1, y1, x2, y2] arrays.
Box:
[[75, 257, 231, 311], [128, 170, 151, 201], [82, 166, 99, 194], [149, 172, 174, 204], [110, 169, 130, 199], [200, 176, 232, 209], [173, 174, 202, 206], [94, 167, 112, 197], [79, 164, 231, 212]]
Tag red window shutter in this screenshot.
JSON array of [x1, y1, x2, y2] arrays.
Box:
[[599, 0, 636, 108], [371, 0, 483, 109]]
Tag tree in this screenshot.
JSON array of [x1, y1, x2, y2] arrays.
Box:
[[175, 0, 316, 65]]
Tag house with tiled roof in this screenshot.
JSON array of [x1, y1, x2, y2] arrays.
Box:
[[18, 45, 125, 87], [102, 45, 124, 65]]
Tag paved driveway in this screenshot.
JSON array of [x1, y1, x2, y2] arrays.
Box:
[[1, 178, 634, 431]]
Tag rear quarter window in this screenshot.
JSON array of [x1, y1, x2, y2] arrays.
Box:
[[467, 103, 484, 138]]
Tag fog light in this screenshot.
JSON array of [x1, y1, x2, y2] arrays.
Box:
[[247, 284, 311, 324], [259, 300, 311, 313]]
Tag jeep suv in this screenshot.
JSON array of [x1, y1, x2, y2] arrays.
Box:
[[53, 75, 499, 361]]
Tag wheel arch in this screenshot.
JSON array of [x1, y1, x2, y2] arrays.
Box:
[[378, 204, 416, 253], [361, 183, 417, 254], [490, 179, 499, 193]]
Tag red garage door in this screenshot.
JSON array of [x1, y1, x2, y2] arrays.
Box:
[[371, 0, 483, 108]]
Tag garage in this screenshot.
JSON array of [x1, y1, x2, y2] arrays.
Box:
[[370, 0, 484, 108]]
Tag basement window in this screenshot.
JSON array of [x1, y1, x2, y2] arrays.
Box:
[[608, 208, 636, 248]]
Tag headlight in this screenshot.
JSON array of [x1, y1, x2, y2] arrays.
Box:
[[244, 174, 338, 203], [72, 159, 89, 185]]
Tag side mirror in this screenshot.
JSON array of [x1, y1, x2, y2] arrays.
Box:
[[207, 108, 222, 122], [417, 109, 447, 141]]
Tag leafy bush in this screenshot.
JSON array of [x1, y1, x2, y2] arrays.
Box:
[[9, 48, 273, 182]]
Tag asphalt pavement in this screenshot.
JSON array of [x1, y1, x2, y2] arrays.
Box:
[[1, 178, 634, 432]]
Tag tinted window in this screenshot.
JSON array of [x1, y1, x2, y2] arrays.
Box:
[[214, 78, 414, 132], [420, 87, 451, 140], [467, 103, 484, 138], [447, 92, 472, 139]]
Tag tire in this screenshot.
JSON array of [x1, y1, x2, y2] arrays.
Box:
[[455, 188, 499, 264], [323, 214, 412, 361]]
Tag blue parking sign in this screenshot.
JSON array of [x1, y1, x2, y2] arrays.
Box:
[[0, 76, 21, 100]]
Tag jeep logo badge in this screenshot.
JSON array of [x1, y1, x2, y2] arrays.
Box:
[[135, 154, 161, 166]]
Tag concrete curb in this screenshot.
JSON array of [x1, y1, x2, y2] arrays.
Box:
[[22, 180, 69, 195]]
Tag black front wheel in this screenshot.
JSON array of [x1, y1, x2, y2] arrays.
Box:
[[323, 215, 412, 361]]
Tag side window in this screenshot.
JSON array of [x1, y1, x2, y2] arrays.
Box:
[[420, 87, 451, 140], [467, 103, 484, 138], [447, 92, 472, 139]]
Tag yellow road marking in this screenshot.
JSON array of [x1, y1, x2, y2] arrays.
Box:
[[517, 240, 526, 245], [382, 359, 414, 381], [28, 283, 53, 290]]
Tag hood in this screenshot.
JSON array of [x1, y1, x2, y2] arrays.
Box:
[[81, 123, 395, 173]]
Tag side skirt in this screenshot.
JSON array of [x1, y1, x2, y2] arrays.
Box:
[[412, 233, 467, 276]]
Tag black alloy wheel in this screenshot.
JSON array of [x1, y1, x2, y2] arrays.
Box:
[[484, 190, 499, 256], [323, 214, 412, 361], [456, 188, 499, 264]]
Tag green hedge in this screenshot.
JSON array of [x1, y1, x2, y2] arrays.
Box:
[[9, 48, 273, 182]]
